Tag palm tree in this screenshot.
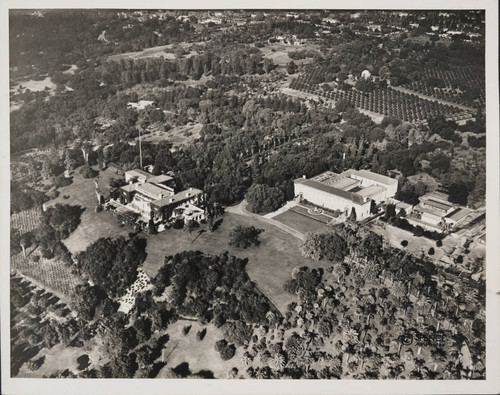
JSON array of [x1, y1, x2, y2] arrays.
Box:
[[273, 352, 286, 370], [343, 328, 360, 345], [392, 281, 407, 300], [241, 352, 252, 367], [303, 330, 319, 351]]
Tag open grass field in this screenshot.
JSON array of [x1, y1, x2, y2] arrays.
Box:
[[157, 320, 246, 379], [10, 76, 56, 93], [45, 168, 131, 254], [273, 207, 330, 235], [138, 123, 202, 147], [16, 341, 103, 378], [141, 211, 326, 314], [260, 43, 320, 66], [107, 42, 203, 62]]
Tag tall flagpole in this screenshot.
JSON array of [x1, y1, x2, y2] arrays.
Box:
[[139, 127, 143, 169]]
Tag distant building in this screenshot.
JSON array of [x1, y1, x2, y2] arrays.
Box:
[[361, 70, 372, 80], [294, 169, 398, 221], [127, 100, 156, 110], [411, 192, 470, 231]]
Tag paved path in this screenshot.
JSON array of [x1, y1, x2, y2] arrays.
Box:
[[263, 201, 298, 219], [226, 200, 305, 241]]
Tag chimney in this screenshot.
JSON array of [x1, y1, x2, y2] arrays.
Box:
[[302, 175, 306, 179], [129, 180, 133, 185], [189, 187, 193, 191], [170, 198, 174, 203], [187, 192, 191, 197]]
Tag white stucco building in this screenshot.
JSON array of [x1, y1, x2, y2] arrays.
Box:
[[294, 169, 398, 221]]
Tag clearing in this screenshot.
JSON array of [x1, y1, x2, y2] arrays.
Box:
[[260, 43, 320, 66], [107, 42, 204, 62], [44, 167, 131, 254], [138, 123, 202, 148], [157, 320, 246, 379], [17, 341, 103, 378], [10, 76, 56, 94]]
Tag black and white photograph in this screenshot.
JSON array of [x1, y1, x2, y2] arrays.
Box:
[[1, 1, 499, 394]]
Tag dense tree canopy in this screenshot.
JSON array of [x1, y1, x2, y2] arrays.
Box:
[[245, 184, 285, 214], [76, 236, 147, 298]]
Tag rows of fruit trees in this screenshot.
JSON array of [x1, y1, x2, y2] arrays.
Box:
[[289, 67, 473, 123]]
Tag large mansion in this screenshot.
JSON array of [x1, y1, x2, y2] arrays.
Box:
[[118, 169, 204, 223]]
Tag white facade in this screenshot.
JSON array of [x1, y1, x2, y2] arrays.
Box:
[[294, 182, 371, 220]]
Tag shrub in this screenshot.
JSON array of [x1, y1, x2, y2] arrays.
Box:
[[401, 240, 408, 247], [79, 165, 98, 179], [228, 225, 264, 249], [215, 339, 228, 353], [183, 325, 192, 335], [27, 356, 45, 371], [197, 328, 207, 341], [245, 184, 285, 214], [220, 344, 236, 361], [428, 247, 435, 255], [436, 239, 443, 247]]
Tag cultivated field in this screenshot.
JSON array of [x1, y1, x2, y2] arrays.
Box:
[[11, 207, 42, 235], [11, 253, 83, 300]]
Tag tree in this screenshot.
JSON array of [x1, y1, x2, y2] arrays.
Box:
[[448, 183, 469, 206], [228, 225, 264, 248], [72, 283, 103, 321], [263, 58, 274, 73], [287, 61, 298, 75], [27, 356, 45, 371], [41, 204, 84, 239], [348, 207, 357, 222], [183, 219, 197, 239], [300, 232, 348, 262], [76, 237, 147, 298], [80, 165, 99, 179], [245, 184, 285, 214]]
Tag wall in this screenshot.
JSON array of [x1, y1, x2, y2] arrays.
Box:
[[295, 183, 371, 220]]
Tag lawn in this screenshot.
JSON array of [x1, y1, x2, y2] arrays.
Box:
[[157, 320, 246, 379], [260, 43, 320, 66], [17, 341, 103, 378], [45, 167, 131, 254], [45, 166, 329, 314], [107, 42, 204, 62], [141, 212, 327, 315], [273, 208, 330, 235]]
